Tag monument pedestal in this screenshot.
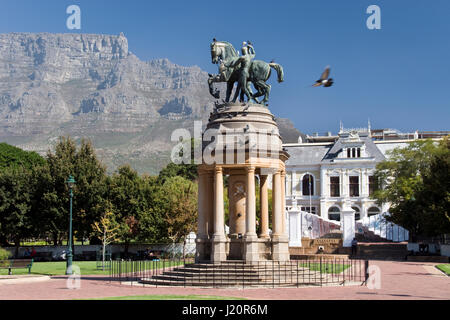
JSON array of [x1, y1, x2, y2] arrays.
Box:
[[228, 236, 244, 260], [211, 235, 228, 263], [195, 237, 211, 263], [196, 103, 290, 264], [271, 235, 290, 261], [341, 201, 356, 247], [243, 234, 259, 262]]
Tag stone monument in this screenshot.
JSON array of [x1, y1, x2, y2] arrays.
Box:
[[195, 40, 290, 263]]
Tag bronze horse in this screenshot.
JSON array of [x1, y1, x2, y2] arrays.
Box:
[[208, 41, 284, 105]]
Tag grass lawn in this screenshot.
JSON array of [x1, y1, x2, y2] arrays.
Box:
[[0, 261, 109, 276], [299, 262, 351, 274], [0, 260, 182, 276], [435, 264, 450, 276], [84, 295, 247, 300]]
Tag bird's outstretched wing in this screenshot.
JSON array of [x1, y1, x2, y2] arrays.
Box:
[[312, 82, 322, 87], [320, 66, 330, 80]]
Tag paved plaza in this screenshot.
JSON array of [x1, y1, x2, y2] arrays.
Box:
[[0, 260, 448, 300]]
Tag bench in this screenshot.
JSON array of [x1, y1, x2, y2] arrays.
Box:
[[0, 259, 33, 275], [148, 250, 162, 261]]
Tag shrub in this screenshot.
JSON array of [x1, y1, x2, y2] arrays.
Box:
[[0, 247, 11, 267]]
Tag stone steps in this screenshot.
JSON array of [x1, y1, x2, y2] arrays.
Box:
[[140, 278, 338, 287], [138, 262, 339, 287], [162, 269, 323, 279]]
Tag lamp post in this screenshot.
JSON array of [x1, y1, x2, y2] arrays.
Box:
[[66, 175, 76, 275]]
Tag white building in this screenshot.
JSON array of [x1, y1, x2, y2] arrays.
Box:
[[283, 126, 448, 222]]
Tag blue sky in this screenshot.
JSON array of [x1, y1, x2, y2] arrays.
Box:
[[0, 0, 449, 135]]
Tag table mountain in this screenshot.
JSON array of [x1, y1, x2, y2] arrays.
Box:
[[0, 32, 302, 174]]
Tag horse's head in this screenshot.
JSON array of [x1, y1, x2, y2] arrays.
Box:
[[210, 41, 221, 64], [210, 40, 237, 64]]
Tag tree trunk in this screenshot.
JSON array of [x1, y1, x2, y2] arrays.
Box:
[[14, 237, 20, 259], [52, 232, 58, 246], [102, 231, 106, 270]]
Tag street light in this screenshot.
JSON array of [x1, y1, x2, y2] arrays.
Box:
[[66, 175, 76, 275]]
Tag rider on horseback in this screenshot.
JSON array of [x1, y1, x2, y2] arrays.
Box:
[[208, 39, 283, 105], [232, 41, 256, 102]]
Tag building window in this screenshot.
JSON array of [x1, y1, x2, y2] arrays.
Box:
[[328, 206, 340, 221], [368, 206, 381, 217], [330, 176, 340, 197], [302, 174, 314, 196], [352, 206, 361, 220], [349, 176, 359, 197], [301, 206, 316, 215], [368, 176, 376, 195], [347, 147, 362, 158]]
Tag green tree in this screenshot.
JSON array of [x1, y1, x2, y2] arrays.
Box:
[[37, 137, 107, 246], [157, 176, 197, 257], [372, 138, 450, 238], [91, 203, 119, 270], [0, 167, 34, 253], [158, 162, 198, 183], [0, 143, 45, 171], [0, 247, 11, 266], [107, 165, 167, 253], [160, 176, 198, 243], [158, 138, 200, 183], [0, 143, 46, 248]]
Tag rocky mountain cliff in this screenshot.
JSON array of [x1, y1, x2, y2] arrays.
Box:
[[0, 32, 303, 174]]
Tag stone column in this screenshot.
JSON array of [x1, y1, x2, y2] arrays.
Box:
[[197, 170, 207, 239], [245, 167, 257, 237], [206, 171, 214, 237], [341, 170, 347, 197], [272, 170, 282, 236], [211, 166, 226, 262], [361, 170, 368, 197], [259, 174, 269, 238], [285, 172, 291, 197], [213, 167, 224, 236], [244, 166, 258, 262], [321, 169, 327, 198], [271, 169, 289, 261], [291, 171, 297, 196], [281, 170, 286, 236]]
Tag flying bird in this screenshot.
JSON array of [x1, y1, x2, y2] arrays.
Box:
[[313, 66, 333, 87]]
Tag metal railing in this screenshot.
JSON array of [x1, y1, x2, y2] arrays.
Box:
[[109, 257, 368, 288], [358, 212, 409, 242], [293, 211, 341, 239]]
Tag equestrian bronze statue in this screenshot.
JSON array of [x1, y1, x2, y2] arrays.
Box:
[[208, 40, 284, 106]]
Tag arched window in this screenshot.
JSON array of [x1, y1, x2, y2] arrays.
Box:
[[368, 206, 381, 217], [302, 174, 314, 196], [328, 206, 340, 221], [352, 206, 361, 220]]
